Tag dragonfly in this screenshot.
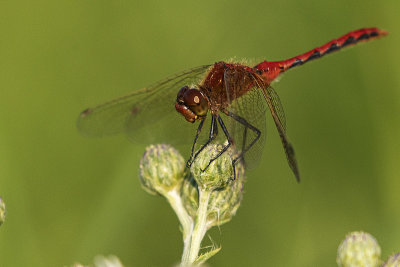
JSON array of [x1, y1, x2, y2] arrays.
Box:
[[78, 27, 387, 182]]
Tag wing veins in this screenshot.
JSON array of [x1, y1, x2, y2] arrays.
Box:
[[261, 86, 300, 182], [80, 65, 211, 116]]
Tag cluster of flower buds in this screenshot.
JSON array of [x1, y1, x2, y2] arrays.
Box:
[[139, 143, 245, 228], [139, 143, 246, 264]]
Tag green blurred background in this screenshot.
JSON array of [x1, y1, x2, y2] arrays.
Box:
[[0, 0, 399, 266]]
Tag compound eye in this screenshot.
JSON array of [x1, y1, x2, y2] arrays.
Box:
[[184, 89, 204, 106], [184, 89, 208, 116], [177, 86, 189, 103]]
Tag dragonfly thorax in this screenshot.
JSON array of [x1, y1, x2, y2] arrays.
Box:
[[175, 86, 208, 123]]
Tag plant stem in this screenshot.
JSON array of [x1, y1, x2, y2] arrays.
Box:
[[186, 188, 211, 265], [165, 189, 193, 240], [181, 230, 193, 265], [165, 188, 195, 266]]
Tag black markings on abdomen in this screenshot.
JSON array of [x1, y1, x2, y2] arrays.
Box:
[[307, 50, 321, 61], [342, 36, 356, 47], [325, 43, 339, 54], [288, 50, 321, 69], [288, 59, 303, 69], [288, 30, 380, 70]]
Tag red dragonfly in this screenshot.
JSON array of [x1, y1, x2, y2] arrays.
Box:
[[78, 27, 387, 181]]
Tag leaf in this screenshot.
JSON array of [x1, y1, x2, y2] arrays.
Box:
[[194, 246, 221, 265]]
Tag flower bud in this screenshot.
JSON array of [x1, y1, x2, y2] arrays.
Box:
[[190, 144, 233, 191], [139, 144, 185, 196], [337, 231, 381, 267], [182, 149, 246, 226], [383, 253, 400, 267], [206, 157, 245, 227], [0, 197, 5, 226]]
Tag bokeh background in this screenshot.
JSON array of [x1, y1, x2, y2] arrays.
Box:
[[0, 0, 399, 266]]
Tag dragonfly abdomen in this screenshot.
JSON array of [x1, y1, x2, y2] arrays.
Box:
[[284, 27, 387, 69], [255, 27, 388, 83]]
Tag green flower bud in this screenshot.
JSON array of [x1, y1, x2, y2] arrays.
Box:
[[190, 144, 233, 191], [383, 253, 400, 267], [337, 231, 381, 267], [182, 149, 246, 226], [0, 197, 5, 226], [139, 144, 185, 196], [206, 157, 245, 227]]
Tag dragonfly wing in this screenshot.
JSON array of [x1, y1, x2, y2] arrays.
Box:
[[266, 86, 286, 131], [261, 85, 300, 181], [222, 68, 267, 169], [77, 65, 211, 145]]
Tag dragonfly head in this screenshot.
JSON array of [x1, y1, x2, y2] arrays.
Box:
[[175, 86, 208, 123]]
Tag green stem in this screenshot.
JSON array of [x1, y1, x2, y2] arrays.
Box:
[[181, 231, 193, 265], [165, 188, 195, 266], [165, 188, 193, 239], [186, 188, 211, 264]]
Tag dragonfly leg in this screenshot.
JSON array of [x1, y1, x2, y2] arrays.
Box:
[[187, 114, 218, 168], [222, 109, 261, 167], [187, 118, 206, 168], [241, 126, 248, 166], [201, 115, 236, 180]]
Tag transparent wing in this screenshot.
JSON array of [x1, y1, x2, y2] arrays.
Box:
[[266, 86, 286, 131], [261, 85, 300, 181], [222, 68, 268, 169], [77, 65, 211, 145], [222, 66, 299, 179]]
